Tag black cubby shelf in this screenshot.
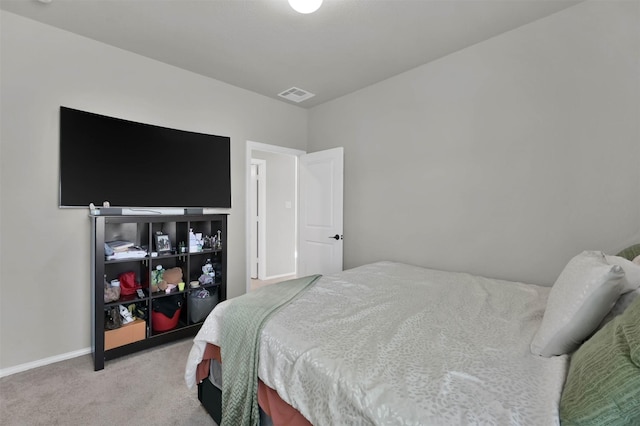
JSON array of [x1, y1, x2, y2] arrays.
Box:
[[90, 213, 227, 371]]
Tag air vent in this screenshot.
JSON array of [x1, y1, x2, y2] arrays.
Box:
[[278, 87, 315, 103]]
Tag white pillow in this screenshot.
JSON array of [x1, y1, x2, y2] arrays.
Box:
[[605, 254, 640, 293], [530, 251, 625, 357]]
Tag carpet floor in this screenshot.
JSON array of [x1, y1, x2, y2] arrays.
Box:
[[0, 338, 216, 426]]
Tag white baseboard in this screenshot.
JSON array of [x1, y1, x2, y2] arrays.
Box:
[[0, 347, 91, 378]]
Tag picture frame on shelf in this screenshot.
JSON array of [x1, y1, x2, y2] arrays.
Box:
[[154, 233, 172, 253]]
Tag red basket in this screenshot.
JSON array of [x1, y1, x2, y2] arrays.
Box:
[[152, 308, 181, 332]]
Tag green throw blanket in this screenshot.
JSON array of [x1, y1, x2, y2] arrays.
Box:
[[220, 274, 321, 426]]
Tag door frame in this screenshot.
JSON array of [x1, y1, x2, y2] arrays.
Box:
[[245, 141, 306, 293], [250, 159, 266, 280]]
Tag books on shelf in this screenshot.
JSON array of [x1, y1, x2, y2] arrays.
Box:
[[106, 245, 148, 260], [106, 240, 135, 252]]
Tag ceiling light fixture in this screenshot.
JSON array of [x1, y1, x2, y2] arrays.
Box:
[[288, 0, 323, 14]]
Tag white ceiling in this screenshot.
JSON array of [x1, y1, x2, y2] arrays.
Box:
[[0, 0, 583, 108]]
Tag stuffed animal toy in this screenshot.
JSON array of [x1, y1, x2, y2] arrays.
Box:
[[150, 265, 164, 293], [158, 267, 183, 292], [199, 259, 215, 285]]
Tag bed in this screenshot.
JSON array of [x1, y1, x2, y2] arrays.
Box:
[[185, 250, 640, 425]]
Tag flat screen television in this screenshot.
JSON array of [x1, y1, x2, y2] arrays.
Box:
[[59, 106, 231, 208]]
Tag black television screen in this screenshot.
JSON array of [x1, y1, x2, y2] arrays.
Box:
[[59, 107, 231, 208]]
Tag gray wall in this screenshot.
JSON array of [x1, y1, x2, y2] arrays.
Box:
[[2, 1, 639, 373], [252, 151, 297, 278], [308, 1, 640, 286], [0, 11, 307, 371]]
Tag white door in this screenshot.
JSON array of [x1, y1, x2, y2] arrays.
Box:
[[298, 147, 344, 276]]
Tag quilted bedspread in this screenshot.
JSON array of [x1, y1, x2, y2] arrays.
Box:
[[186, 261, 569, 425], [220, 274, 321, 426]]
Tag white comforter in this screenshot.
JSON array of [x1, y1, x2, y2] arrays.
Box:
[[186, 261, 569, 425]]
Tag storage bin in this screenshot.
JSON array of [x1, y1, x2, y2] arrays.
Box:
[[151, 294, 183, 332], [105, 318, 146, 350], [152, 308, 181, 332], [189, 289, 219, 323]]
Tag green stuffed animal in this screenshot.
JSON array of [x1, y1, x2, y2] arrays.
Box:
[[151, 265, 164, 293]]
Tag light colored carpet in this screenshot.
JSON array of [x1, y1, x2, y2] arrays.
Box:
[[0, 338, 216, 426], [250, 275, 296, 291]]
